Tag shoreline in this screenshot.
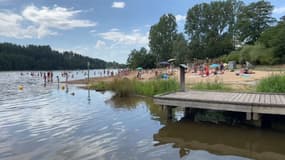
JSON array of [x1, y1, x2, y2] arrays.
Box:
[[66, 70, 159, 85]]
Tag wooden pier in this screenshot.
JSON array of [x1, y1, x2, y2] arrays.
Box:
[[154, 91, 285, 121]]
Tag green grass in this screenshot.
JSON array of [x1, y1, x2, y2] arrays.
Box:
[[256, 74, 285, 93], [191, 82, 232, 91], [89, 78, 179, 97], [132, 79, 179, 96], [89, 81, 109, 91]]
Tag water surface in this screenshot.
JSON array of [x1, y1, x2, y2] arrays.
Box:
[[0, 71, 285, 160]]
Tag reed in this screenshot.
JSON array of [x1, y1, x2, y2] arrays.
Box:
[[191, 81, 231, 91], [89, 78, 179, 97], [256, 74, 285, 93]]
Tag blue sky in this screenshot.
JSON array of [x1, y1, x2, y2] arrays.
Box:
[[0, 0, 285, 63]]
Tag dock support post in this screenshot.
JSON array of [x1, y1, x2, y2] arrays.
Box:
[[179, 64, 188, 92], [184, 108, 191, 118], [167, 107, 174, 120], [246, 112, 252, 120], [252, 113, 260, 121]]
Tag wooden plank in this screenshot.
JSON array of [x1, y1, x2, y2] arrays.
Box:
[[154, 98, 252, 113], [275, 95, 282, 104], [244, 93, 252, 103], [270, 95, 277, 105], [259, 94, 266, 104], [156, 91, 285, 107], [279, 95, 285, 104], [228, 93, 240, 102], [238, 93, 248, 103], [248, 94, 256, 103], [232, 93, 243, 102], [252, 94, 260, 104], [265, 94, 271, 104]]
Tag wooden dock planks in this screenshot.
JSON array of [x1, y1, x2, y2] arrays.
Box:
[[154, 91, 285, 115]]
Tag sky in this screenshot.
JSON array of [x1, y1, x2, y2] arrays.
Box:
[[0, 0, 285, 63]]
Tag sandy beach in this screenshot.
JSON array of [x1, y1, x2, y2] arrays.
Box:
[[67, 68, 284, 90]]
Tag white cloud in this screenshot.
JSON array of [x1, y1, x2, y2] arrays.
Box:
[[175, 14, 186, 23], [95, 40, 106, 49], [132, 29, 140, 33], [90, 29, 96, 33], [0, 12, 36, 38], [273, 7, 285, 14], [0, 5, 96, 39], [110, 28, 120, 31], [112, 2, 126, 8], [22, 5, 95, 38], [99, 29, 148, 45]]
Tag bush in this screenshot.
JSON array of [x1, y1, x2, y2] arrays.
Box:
[[224, 45, 278, 65], [256, 74, 285, 93], [224, 51, 240, 63]]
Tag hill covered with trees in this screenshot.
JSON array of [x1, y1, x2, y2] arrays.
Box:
[[127, 0, 285, 68], [0, 43, 125, 71]]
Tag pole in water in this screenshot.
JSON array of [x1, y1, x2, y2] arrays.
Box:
[[87, 61, 90, 84]]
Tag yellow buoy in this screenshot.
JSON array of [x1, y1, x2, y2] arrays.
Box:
[[61, 85, 65, 90], [18, 85, 23, 90]]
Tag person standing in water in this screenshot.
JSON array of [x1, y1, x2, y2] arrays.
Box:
[[43, 73, 47, 86], [51, 72, 53, 82]]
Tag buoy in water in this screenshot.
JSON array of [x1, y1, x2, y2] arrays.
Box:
[[61, 85, 65, 90], [18, 85, 24, 90]]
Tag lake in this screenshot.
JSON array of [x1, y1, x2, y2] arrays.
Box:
[[0, 71, 285, 160]]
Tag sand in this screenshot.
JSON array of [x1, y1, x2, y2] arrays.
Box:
[[67, 68, 284, 90]]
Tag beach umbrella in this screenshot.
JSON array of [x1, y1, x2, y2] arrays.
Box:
[[210, 64, 220, 68], [136, 67, 143, 70], [168, 58, 176, 63]]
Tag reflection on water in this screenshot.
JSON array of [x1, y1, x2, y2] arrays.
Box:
[[154, 118, 285, 160], [0, 71, 285, 160]]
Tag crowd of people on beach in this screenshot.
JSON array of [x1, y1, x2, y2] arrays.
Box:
[[191, 62, 225, 77]]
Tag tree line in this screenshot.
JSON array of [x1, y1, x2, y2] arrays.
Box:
[[0, 43, 125, 71], [127, 0, 284, 68]]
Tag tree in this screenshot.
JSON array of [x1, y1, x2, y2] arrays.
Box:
[[127, 47, 156, 69], [0, 42, 124, 71], [258, 21, 285, 63], [185, 0, 238, 59], [237, 0, 275, 44], [172, 33, 190, 64], [149, 14, 177, 63]]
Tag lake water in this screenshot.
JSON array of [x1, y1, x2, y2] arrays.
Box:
[[1, 71, 285, 160]]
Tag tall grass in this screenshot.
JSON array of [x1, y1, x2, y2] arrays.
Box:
[[89, 78, 179, 97], [133, 79, 179, 96], [191, 82, 231, 91], [256, 74, 285, 93]]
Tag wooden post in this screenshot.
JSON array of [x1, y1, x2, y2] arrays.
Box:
[[184, 108, 191, 118], [252, 113, 260, 121], [246, 112, 252, 120], [87, 62, 90, 84], [167, 107, 173, 120], [179, 64, 187, 92]]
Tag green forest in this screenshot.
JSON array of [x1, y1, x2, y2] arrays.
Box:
[[0, 43, 125, 71], [127, 0, 285, 69]]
